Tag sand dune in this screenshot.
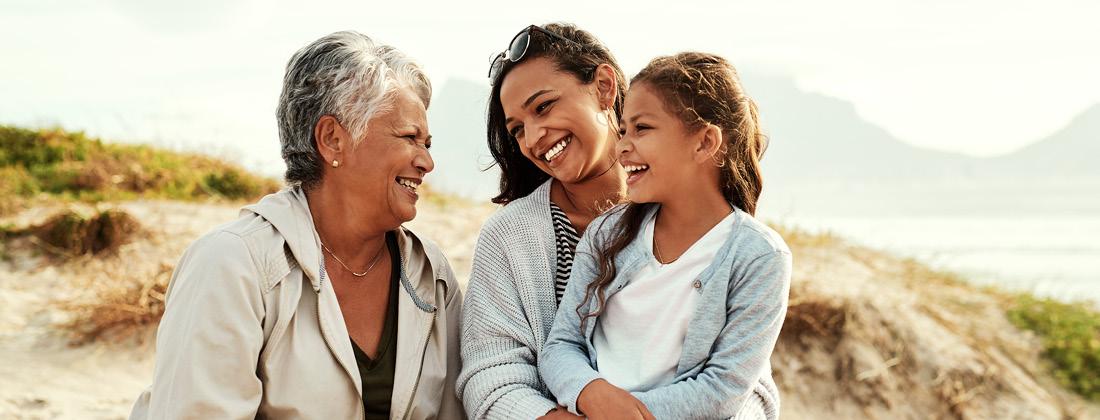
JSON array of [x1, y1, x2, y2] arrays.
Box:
[[0, 198, 1095, 419]]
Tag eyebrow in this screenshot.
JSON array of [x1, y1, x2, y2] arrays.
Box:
[[524, 89, 553, 108], [397, 124, 431, 142], [627, 113, 655, 124], [505, 89, 555, 126]]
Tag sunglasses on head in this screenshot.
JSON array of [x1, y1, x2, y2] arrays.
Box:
[[487, 25, 585, 85]]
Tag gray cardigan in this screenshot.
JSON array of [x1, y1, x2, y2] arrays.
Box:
[[457, 180, 561, 419], [539, 204, 791, 420]]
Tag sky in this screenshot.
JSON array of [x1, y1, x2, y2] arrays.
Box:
[[2, 0, 1098, 180]]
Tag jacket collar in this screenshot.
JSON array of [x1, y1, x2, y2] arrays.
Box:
[[241, 188, 324, 290]]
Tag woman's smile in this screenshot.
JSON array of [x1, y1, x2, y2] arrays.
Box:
[[395, 176, 421, 199], [542, 135, 573, 168]]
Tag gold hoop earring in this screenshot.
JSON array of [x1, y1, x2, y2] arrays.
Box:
[[595, 109, 608, 126], [331, 159, 340, 168]]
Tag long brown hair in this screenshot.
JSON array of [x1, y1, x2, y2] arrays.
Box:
[[486, 23, 627, 204], [578, 52, 769, 329]]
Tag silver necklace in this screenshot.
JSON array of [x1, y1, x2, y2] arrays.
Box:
[[320, 238, 386, 277]]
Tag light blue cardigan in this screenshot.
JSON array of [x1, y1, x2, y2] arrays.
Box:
[[538, 204, 792, 419]]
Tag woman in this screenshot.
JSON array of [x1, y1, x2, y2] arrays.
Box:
[[540, 52, 790, 420], [456, 23, 627, 419], [129, 31, 464, 419]]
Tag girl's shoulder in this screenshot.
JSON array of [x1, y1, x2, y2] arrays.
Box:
[[587, 202, 632, 230], [577, 202, 635, 248], [729, 209, 791, 259]]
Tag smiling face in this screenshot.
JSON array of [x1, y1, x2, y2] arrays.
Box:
[[499, 57, 617, 185], [617, 83, 716, 204], [328, 87, 434, 226]]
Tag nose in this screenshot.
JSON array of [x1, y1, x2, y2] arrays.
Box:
[[414, 146, 434, 175], [615, 131, 633, 156], [522, 120, 547, 152]]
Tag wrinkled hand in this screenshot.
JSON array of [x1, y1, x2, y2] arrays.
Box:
[[537, 406, 585, 420], [577, 379, 654, 420]]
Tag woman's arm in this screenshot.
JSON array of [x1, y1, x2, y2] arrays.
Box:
[[631, 250, 792, 419], [456, 228, 558, 419], [130, 231, 266, 419]]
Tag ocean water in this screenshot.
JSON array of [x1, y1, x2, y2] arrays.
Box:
[[777, 214, 1100, 304]]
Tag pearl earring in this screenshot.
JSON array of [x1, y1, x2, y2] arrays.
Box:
[[331, 159, 340, 168]]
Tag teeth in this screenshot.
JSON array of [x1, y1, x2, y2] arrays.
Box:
[[624, 164, 649, 173], [543, 137, 571, 162], [397, 178, 419, 191]]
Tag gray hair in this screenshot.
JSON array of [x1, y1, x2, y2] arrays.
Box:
[[276, 31, 432, 190]]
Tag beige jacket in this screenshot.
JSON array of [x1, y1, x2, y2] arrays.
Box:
[[130, 188, 465, 419]]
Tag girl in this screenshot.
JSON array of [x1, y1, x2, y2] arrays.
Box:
[[457, 23, 627, 419], [539, 52, 792, 420]]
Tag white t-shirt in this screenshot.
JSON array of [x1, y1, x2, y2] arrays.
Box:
[[592, 206, 736, 391]]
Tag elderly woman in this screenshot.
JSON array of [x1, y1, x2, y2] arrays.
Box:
[[129, 31, 464, 419]]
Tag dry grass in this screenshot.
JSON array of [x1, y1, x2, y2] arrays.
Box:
[[56, 262, 172, 346], [0, 206, 165, 345], [31, 208, 141, 256], [781, 286, 849, 347]]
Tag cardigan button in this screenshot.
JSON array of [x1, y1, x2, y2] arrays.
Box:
[[692, 279, 702, 288]]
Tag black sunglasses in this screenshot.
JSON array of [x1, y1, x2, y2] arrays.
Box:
[[487, 25, 584, 85]]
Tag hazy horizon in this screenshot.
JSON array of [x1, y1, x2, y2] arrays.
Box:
[[4, 72, 1097, 176], [4, 0, 1100, 180]]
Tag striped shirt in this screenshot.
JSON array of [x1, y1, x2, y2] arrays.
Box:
[[549, 201, 580, 305]]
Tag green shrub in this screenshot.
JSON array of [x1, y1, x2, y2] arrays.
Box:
[[0, 124, 281, 202], [0, 125, 83, 167], [202, 168, 271, 200], [1007, 294, 1100, 400], [0, 166, 40, 196]]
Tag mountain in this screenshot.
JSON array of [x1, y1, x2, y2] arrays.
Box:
[[740, 73, 1100, 185], [740, 73, 980, 185], [734, 74, 1100, 216], [988, 104, 1100, 177]]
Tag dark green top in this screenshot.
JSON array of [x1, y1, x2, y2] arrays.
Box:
[[351, 232, 400, 420]]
